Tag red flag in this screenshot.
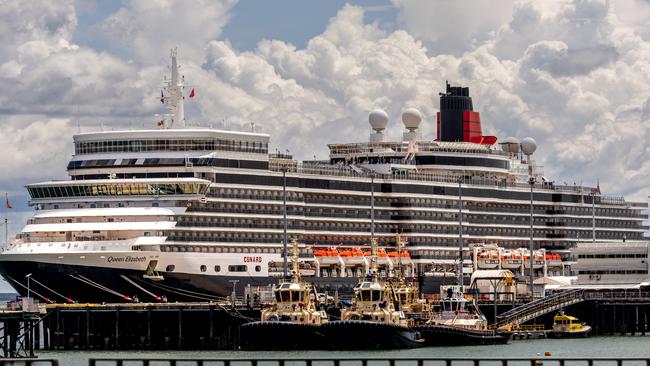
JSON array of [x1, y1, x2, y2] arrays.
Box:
[[5, 193, 11, 209], [189, 88, 195, 98]]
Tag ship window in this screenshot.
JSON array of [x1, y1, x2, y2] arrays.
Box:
[[214, 265, 221, 272], [255, 265, 261, 272], [228, 265, 247, 272], [200, 265, 207, 272], [166, 265, 175, 272]]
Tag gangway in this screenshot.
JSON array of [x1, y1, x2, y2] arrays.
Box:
[[495, 288, 585, 326]]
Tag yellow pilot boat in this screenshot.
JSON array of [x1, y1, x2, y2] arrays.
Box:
[[550, 310, 591, 338]]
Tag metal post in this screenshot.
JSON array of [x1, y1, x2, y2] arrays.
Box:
[[529, 177, 534, 299], [592, 193, 596, 243], [4, 217, 7, 247], [229, 280, 239, 307], [370, 175, 375, 241], [458, 178, 464, 288], [26, 273, 32, 300], [282, 168, 288, 278]]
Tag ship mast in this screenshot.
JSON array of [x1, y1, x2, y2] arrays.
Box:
[[370, 238, 379, 283], [161, 48, 185, 129], [290, 238, 300, 283]]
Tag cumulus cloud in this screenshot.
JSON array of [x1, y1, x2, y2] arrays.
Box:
[[99, 0, 238, 64], [1, 0, 649, 230]]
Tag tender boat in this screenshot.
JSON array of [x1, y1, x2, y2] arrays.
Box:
[[550, 310, 591, 338], [240, 239, 329, 350], [414, 285, 509, 346]]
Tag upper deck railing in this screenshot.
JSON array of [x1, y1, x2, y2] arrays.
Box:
[[269, 161, 631, 205], [328, 140, 510, 156]]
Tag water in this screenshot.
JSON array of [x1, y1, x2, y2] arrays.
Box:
[[37, 336, 650, 366]]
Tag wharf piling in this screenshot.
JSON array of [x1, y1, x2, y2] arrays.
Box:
[[0, 300, 43, 358], [42, 303, 257, 350]]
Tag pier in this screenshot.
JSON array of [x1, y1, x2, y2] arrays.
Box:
[[0, 289, 648, 354], [0, 299, 43, 358], [41, 302, 257, 350]]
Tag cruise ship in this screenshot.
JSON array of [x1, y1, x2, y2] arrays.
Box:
[[0, 50, 647, 303]]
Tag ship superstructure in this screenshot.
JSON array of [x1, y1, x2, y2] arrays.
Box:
[[0, 52, 647, 303]]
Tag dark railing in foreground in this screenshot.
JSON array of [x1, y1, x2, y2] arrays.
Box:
[[0, 359, 58, 366], [88, 358, 650, 366]]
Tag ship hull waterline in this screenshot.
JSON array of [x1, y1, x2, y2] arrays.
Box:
[[322, 320, 424, 349], [414, 324, 510, 346], [240, 321, 328, 350]]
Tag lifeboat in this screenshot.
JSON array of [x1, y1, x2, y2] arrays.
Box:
[[341, 247, 367, 266], [501, 252, 523, 270], [317, 247, 342, 265], [523, 252, 544, 269], [546, 253, 563, 267], [339, 248, 354, 257], [476, 251, 499, 269], [363, 248, 388, 257], [313, 248, 328, 257]]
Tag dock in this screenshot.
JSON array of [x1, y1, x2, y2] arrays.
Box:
[[0, 289, 649, 354], [41, 302, 257, 350]]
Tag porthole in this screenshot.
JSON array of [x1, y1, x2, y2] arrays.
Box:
[[255, 265, 261, 272], [214, 265, 221, 272], [200, 265, 207, 272], [166, 265, 175, 272]]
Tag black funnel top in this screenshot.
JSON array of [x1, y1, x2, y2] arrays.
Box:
[[438, 81, 476, 142]]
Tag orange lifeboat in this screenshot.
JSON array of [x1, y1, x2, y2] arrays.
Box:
[[326, 247, 339, 257], [350, 248, 364, 257], [313, 248, 328, 257], [400, 250, 410, 258], [339, 248, 353, 257], [387, 251, 399, 258]]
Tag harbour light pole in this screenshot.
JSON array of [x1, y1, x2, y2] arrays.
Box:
[[282, 165, 288, 278], [591, 192, 596, 243], [370, 174, 375, 242], [457, 177, 464, 288], [521, 137, 537, 300]]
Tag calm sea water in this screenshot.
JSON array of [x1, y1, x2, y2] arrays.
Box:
[[37, 336, 650, 366]]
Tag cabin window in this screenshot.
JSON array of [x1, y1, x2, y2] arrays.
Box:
[[255, 265, 261, 272], [200, 265, 207, 272], [166, 265, 175, 272], [228, 265, 247, 272], [214, 265, 221, 272]]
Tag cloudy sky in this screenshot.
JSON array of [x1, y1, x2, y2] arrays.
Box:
[[1, 0, 650, 240]]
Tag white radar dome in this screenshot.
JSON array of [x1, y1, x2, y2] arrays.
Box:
[[402, 108, 422, 131], [520, 137, 537, 155], [369, 109, 389, 131], [501, 136, 520, 153]]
